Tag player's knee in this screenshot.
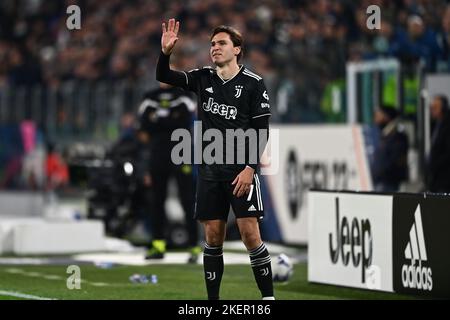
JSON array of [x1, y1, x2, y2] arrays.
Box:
[[205, 232, 224, 246], [240, 231, 261, 248]]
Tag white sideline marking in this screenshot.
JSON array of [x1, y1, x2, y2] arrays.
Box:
[[73, 252, 251, 265], [89, 282, 109, 287], [43, 275, 63, 280], [0, 290, 56, 300], [3, 268, 23, 274]]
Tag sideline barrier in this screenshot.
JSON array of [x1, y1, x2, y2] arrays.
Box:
[[0, 191, 44, 217], [308, 190, 450, 298]]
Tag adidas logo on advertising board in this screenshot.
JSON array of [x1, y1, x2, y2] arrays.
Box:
[[401, 205, 433, 291]]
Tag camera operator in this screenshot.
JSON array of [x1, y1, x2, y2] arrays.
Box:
[[103, 113, 153, 237]]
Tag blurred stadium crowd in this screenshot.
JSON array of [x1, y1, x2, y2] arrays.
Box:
[[0, 0, 449, 122], [0, 0, 450, 192]]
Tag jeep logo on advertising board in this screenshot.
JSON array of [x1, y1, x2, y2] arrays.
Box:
[[329, 197, 373, 283]]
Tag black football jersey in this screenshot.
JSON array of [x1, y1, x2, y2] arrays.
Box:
[[181, 65, 271, 180]]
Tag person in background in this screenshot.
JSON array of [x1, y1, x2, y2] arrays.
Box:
[[427, 95, 450, 193], [138, 81, 200, 264], [105, 113, 153, 238], [372, 105, 409, 192], [45, 142, 69, 191]]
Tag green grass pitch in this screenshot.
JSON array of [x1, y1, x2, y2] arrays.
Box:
[[0, 263, 416, 300]]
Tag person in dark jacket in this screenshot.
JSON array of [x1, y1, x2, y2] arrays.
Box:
[[372, 105, 409, 192], [427, 95, 450, 193], [139, 81, 200, 263]]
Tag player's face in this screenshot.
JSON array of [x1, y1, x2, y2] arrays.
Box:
[[210, 32, 240, 66]]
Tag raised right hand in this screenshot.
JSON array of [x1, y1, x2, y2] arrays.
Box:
[[161, 18, 180, 55]]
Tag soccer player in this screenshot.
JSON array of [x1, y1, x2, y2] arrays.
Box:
[[156, 19, 274, 300]]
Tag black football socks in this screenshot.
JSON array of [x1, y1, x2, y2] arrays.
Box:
[[203, 243, 224, 300], [249, 242, 274, 299]]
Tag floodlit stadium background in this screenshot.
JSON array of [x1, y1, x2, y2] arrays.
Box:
[[0, 0, 449, 300]]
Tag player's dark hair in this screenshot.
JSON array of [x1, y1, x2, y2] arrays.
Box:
[[210, 25, 243, 62]]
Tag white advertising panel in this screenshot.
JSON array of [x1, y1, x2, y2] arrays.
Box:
[[308, 191, 394, 292]]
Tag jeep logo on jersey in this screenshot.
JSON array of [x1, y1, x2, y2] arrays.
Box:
[[202, 97, 237, 120], [401, 205, 433, 291], [235, 85, 243, 98], [329, 197, 373, 284]]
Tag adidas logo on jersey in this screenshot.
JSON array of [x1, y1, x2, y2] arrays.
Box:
[[205, 87, 214, 94], [248, 205, 257, 212], [401, 205, 433, 291], [202, 97, 237, 120]]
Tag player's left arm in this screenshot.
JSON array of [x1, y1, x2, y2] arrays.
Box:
[[232, 81, 271, 198]]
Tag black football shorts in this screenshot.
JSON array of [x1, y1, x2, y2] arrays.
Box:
[[194, 174, 265, 221]]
